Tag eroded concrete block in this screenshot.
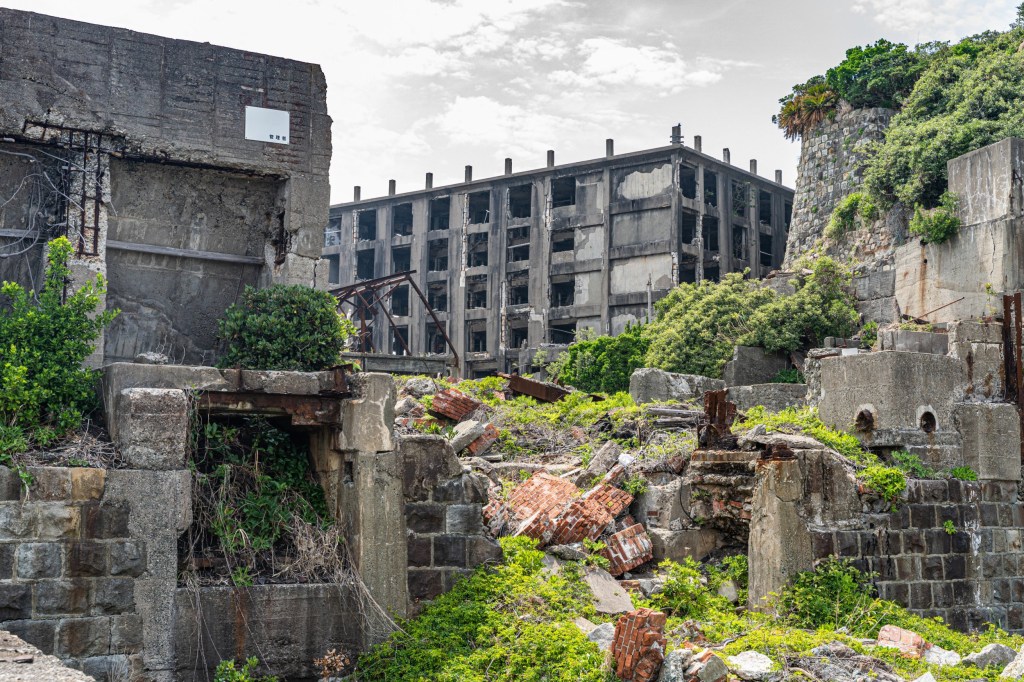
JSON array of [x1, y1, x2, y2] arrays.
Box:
[[629, 368, 725, 405], [954, 403, 1022, 481], [110, 388, 189, 470], [722, 346, 790, 387], [727, 384, 807, 413]]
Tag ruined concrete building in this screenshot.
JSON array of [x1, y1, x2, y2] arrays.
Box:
[[323, 135, 794, 376], [0, 9, 331, 366]]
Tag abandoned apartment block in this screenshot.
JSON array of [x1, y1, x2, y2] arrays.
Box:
[[323, 134, 794, 377]]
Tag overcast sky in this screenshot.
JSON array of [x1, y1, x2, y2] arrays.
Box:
[[4, 0, 1020, 203]]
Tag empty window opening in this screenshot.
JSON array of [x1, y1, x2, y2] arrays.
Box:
[[704, 169, 719, 207], [426, 322, 449, 354], [732, 181, 748, 218], [920, 411, 937, 433], [732, 225, 747, 261], [702, 216, 720, 252], [428, 239, 449, 272], [509, 184, 532, 219], [552, 176, 577, 208], [550, 321, 577, 343], [680, 165, 698, 200], [466, 275, 488, 309], [391, 245, 411, 273], [507, 225, 530, 262], [429, 197, 450, 231], [392, 203, 413, 236], [552, 232, 574, 253], [325, 254, 340, 285], [855, 409, 875, 432], [704, 266, 720, 282], [758, 190, 773, 227], [784, 201, 793, 231], [759, 233, 774, 268], [551, 278, 575, 308], [391, 326, 409, 355], [358, 210, 378, 241], [427, 282, 448, 312], [356, 249, 375, 281], [468, 191, 490, 224], [325, 216, 342, 247], [509, 323, 529, 350], [469, 323, 488, 353], [391, 285, 410, 317], [468, 233, 489, 268], [680, 265, 696, 283], [681, 211, 697, 244], [509, 274, 530, 306]]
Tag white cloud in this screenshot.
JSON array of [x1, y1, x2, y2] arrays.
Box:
[[851, 0, 1018, 39], [547, 38, 739, 95]]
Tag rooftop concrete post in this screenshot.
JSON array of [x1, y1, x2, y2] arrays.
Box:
[[465, 165, 472, 182], [425, 172, 433, 189], [723, 148, 731, 164], [775, 170, 783, 184], [670, 124, 682, 144], [750, 159, 758, 175], [546, 150, 555, 168], [606, 138, 614, 157], [694, 135, 702, 153], [504, 158, 512, 175], [353, 185, 361, 201], [388, 179, 396, 196]]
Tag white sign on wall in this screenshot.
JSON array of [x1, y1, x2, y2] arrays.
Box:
[[245, 106, 290, 145]]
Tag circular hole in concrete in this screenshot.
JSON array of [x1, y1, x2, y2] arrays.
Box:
[[920, 411, 937, 433], [855, 409, 875, 432]]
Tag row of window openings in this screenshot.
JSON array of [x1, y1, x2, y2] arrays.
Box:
[[389, 321, 579, 356], [680, 216, 774, 266], [348, 177, 578, 241], [375, 278, 572, 315], [678, 167, 788, 228]]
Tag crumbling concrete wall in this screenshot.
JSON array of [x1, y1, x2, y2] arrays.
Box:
[[0, 9, 331, 365]]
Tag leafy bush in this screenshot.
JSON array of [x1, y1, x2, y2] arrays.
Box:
[[859, 465, 907, 506], [908, 190, 961, 244], [622, 474, 648, 496], [355, 537, 608, 681], [0, 237, 116, 458], [733, 406, 873, 465], [826, 192, 878, 238], [891, 450, 937, 479], [949, 465, 978, 481], [859, 320, 879, 349], [648, 558, 732, 620], [825, 39, 927, 109], [217, 285, 354, 371], [551, 324, 649, 393], [775, 558, 879, 630], [214, 657, 277, 682], [644, 258, 858, 378]]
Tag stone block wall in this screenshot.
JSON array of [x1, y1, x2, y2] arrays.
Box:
[[810, 479, 1024, 632], [401, 436, 501, 607]]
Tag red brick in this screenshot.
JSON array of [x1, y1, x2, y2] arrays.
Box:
[[583, 483, 633, 517], [611, 608, 667, 682], [466, 423, 500, 456], [431, 389, 483, 421], [876, 624, 930, 658], [602, 524, 655, 576]]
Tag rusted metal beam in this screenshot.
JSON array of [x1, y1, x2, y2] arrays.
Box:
[[499, 373, 570, 402], [198, 392, 343, 427]]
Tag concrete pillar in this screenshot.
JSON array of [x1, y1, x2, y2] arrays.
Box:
[[547, 150, 555, 168], [465, 165, 473, 182], [353, 186, 361, 202], [606, 139, 614, 157], [425, 172, 433, 189], [504, 158, 512, 175], [694, 135, 702, 153], [775, 170, 783, 184], [670, 124, 682, 145], [388, 179, 396, 196], [749, 160, 757, 176], [723, 149, 731, 164]]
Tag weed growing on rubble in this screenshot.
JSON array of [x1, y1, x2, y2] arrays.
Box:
[[733, 406, 873, 464], [213, 657, 277, 682], [622, 474, 649, 496], [859, 465, 907, 508], [949, 465, 978, 481], [354, 536, 611, 681], [0, 237, 116, 470], [891, 449, 937, 478]]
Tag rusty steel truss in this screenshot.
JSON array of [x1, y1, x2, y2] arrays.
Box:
[[330, 270, 459, 371]]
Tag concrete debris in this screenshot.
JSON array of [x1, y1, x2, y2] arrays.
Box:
[[449, 420, 486, 452], [629, 368, 726, 405], [574, 616, 597, 636], [583, 567, 635, 614], [911, 674, 937, 682], [1002, 646, 1024, 679], [961, 642, 1016, 668], [725, 650, 775, 680], [875, 624, 928, 658], [922, 644, 961, 666], [684, 649, 729, 682], [791, 643, 904, 682], [588, 622, 616, 652], [573, 440, 622, 487], [547, 544, 587, 561], [0, 630, 95, 681], [716, 579, 740, 603], [656, 648, 693, 682], [611, 608, 668, 682], [134, 351, 169, 365], [402, 377, 438, 398], [394, 395, 421, 416]]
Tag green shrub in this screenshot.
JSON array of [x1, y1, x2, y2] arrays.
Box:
[[734, 406, 873, 465], [773, 77, 839, 140], [648, 558, 732, 620], [949, 465, 978, 481], [859, 320, 879, 349], [826, 192, 878, 238], [908, 191, 961, 244], [0, 237, 116, 461], [891, 450, 937, 479], [825, 39, 927, 109], [859, 465, 907, 506], [551, 324, 649, 393], [214, 657, 277, 682], [622, 474, 648, 496], [769, 369, 805, 384], [217, 285, 354, 371], [775, 558, 880, 631]]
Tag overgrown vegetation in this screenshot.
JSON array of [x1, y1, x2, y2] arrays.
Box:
[[217, 284, 354, 371], [0, 237, 116, 476], [733, 406, 873, 465], [908, 190, 962, 244], [826, 192, 878, 238], [644, 257, 858, 378], [859, 465, 907, 507], [214, 657, 277, 682], [549, 324, 649, 394], [354, 537, 611, 681], [769, 369, 805, 384], [183, 417, 337, 586]]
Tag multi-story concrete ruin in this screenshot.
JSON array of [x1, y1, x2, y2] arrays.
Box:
[[0, 9, 331, 366], [323, 136, 794, 376]]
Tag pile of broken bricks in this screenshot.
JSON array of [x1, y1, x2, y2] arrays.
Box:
[[482, 465, 655, 576], [395, 386, 501, 457]]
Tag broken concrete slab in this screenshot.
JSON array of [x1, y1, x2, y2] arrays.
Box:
[[727, 383, 807, 413], [629, 368, 725, 405], [449, 420, 486, 452], [583, 567, 634, 615], [962, 642, 1016, 668], [722, 346, 790, 387]]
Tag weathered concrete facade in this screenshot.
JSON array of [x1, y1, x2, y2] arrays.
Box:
[[0, 9, 331, 366], [324, 139, 794, 376]]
